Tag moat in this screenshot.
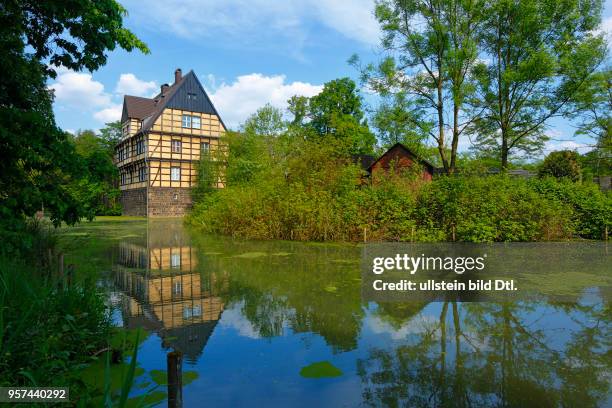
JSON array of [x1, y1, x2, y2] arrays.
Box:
[[58, 218, 611, 407]]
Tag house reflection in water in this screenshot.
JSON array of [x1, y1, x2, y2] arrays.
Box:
[[112, 222, 224, 363]]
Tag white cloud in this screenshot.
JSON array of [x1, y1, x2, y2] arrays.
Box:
[[49, 71, 111, 110], [312, 0, 380, 45], [544, 140, 591, 154], [365, 312, 439, 340], [595, 16, 612, 36], [122, 0, 380, 48], [50, 70, 158, 124], [208, 73, 323, 128], [115, 73, 157, 97], [93, 104, 123, 123], [219, 302, 262, 339]]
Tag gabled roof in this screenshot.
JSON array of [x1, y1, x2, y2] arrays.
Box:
[[122, 96, 157, 122], [351, 154, 376, 171], [121, 70, 226, 133], [367, 143, 438, 173]]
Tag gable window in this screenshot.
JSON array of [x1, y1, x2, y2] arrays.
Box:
[[138, 167, 146, 182], [171, 139, 182, 153], [200, 142, 210, 154], [192, 116, 201, 129], [181, 114, 192, 128], [187, 92, 197, 101], [171, 166, 181, 181]]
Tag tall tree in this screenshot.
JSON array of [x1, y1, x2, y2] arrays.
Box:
[[307, 77, 375, 154], [242, 103, 286, 137], [99, 120, 123, 150], [567, 67, 611, 176], [0, 0, 148, 237], [469, 0, 606, 169], [357, 0, 484, 173], [372, 91, 430, 150]]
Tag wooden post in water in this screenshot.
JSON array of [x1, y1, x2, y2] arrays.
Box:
[[167, 351, 183, 408]]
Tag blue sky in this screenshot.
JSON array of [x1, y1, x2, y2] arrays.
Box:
[[50, 0, 612, 156]]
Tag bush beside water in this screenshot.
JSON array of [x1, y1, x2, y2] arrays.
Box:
[[187, 134, 611, 243]]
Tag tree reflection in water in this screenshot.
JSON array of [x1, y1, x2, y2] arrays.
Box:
[[358, 299, 610, 408]]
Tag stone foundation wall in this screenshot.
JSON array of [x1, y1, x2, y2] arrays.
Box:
[[147, 187, 193, 217], [120, 188, 147, 216]]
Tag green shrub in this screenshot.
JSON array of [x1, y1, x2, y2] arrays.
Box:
[[417, 176, 574, 242], [529, 177, 611, 239], [0, 258, 111, 388], [188, 132, 611, 243], [538, 150, 582, 181]]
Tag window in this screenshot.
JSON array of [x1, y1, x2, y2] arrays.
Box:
[[200, 142, 210, 154], [183, 305, 202, 319], [121, 172, 126, 185], [187, 92, 197, 101], [182, 114, 192, 128], [138, 167, 146, 182], [171, 167, 181, 181], [171, 253, 181, 269], [172, 281, 182, 296], [136, 140, 145, 155], [171, 139, 182, 153], [192, 116, 201, 129]]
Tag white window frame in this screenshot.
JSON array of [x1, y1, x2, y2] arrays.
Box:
[[171, 139, 182, 153], [192, 116, 201, 129], [181, 114, 192, 128], [172, 281, 182, 295], [170, 166, 181, 181], [201, 142, 210, 154], [171, 253, 181, 269]]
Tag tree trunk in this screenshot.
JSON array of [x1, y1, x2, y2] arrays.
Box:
[[501, 134, 509, 170], [450, 104, 460, 173]]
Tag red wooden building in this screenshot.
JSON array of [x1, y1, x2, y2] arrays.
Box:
[[367, 143, 437, 181]]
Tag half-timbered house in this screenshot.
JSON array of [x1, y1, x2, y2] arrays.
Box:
[[116, 68, 225, 216]]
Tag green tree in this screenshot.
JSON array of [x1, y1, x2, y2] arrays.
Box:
[[469, 0, 606, 169], [357, 0, 484, 173], [372, 92, 430, 150], [242, 103, 286, 137], [538, 150, 582, 182], [568, 68, 611, 177], [71, 129, 121, 215], [307, 78, 375, 154], [0, 0, 148, 244], [287, 95, 309, 127], [99, 120, 123, 150]]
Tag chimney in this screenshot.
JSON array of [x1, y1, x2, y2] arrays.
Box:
[[174, 68, 182, 84], [160, 83, 169, 95]]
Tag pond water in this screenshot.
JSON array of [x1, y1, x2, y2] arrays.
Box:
[[61, 218, 611, 407]]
